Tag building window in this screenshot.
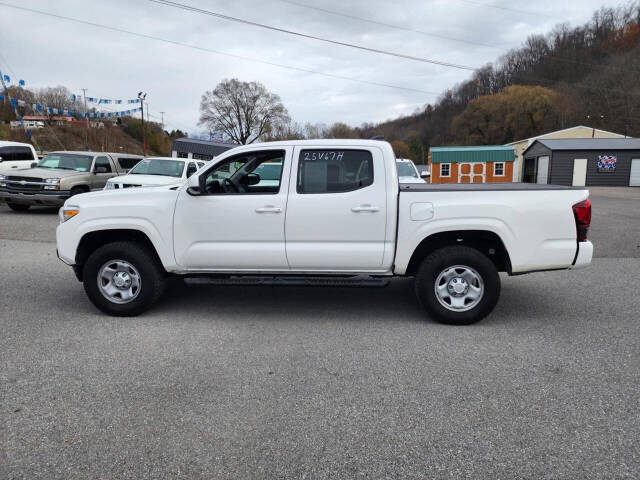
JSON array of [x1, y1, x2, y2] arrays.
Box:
[[176, 152, 188, 158], [493, 162, 505, 176], [440, 163, 451, 177], [193, 153, 213, 161]]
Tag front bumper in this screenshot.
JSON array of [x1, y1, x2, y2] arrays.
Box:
[[57, 248, 83, 281], [571, 241, 594, 269], [0, 189, 71, 206]]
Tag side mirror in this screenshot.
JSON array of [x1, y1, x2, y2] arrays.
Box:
[[420, 170, 430, 178], [243, 173, 260, 186], [186, 173, 202, 195], [186, 165, 197, 178], [94, 166, 108, 174], [31, 162, 38, 168]]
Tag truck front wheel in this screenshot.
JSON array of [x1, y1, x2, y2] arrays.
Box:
[[82, 241, 166, 316], [414, 246, 500, 325]]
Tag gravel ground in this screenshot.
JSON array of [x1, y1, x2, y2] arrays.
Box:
[[1, 188, 639, 479]]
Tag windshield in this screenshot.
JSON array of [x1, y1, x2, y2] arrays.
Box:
[[37, 153, 93, 172], [129, 159, 185, 177], [396, 161, 418, 178]]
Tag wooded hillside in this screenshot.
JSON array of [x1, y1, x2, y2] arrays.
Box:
[[357, 3, 640, 162]]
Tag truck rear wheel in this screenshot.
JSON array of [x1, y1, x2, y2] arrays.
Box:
[[414, 246, 500, 325], [82, 241, 166, 316], [7, 203, 30, 212]]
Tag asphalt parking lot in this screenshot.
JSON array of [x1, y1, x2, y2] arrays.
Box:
[[1, 187, 639, 479]]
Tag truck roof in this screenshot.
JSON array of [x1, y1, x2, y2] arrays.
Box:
[[0, 140, 35, 148], [224, 139, 392, 149], [47, 151, 143, 157]]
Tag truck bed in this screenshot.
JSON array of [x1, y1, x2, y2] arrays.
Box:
[[394, 182, 589, 275], [399, 182, 580, 192]]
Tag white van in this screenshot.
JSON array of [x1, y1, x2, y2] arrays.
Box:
[[0, 141, 39, 173]]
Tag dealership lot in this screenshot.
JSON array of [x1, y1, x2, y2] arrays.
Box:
[[1, 188, 639, 478]]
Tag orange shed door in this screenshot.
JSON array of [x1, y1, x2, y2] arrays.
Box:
[[458, 162, 485, 183]]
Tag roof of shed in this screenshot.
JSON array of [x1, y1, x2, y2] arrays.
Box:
[[530, 138, 640, 151], [172, 137, 237, 156], [430, 145, 515, 163]]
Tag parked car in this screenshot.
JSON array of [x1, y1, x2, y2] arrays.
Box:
[[56, 140, 593, 324], [396, 158, 428, 183], [104, 157, 206, 190], [0, 141, 38, 173], [0, 151, 142, 211]]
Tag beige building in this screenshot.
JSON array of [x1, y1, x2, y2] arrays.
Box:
[[508, 126, 626, 181]]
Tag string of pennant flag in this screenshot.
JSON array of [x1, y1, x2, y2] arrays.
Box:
[[0, 71, 38, 147], [0, 92, 142, 118], [85, 97, 141, 105], [1, 73, 25, 86], [1, 71, 143, 118]]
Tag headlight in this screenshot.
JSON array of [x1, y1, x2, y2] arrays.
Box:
[[0, 174, 6, 188], [44, 178, 60, 190], [59, 205, 80, 223]]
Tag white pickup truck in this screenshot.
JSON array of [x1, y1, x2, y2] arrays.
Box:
[[56, 140, 593, 324]]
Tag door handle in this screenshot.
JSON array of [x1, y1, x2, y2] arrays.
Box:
[[351, 204, 379, 213], [255, 206, 282, 213]]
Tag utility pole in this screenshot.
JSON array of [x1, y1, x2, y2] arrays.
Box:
[[138, 91, 147, 156], [81, 88, 89, 148], [159, 111, 165, 131], [81, 88, 88, 117], [586, 114, 605, 138]]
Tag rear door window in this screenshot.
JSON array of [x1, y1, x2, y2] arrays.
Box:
[[0, 146, 34, 161], [94, 156, 112, 173], [117, 156, 141, 170], [297, 149, 373, 194]]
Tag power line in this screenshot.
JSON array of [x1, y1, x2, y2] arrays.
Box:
[[0, 2, 442, 96], [147, 0, 477, 71], [278, 0, 504, 51], [456, 0, 555, 19], [278, 0, 640, 75]]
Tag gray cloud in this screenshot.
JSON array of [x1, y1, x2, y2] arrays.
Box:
[[0, 0, 610, 135]]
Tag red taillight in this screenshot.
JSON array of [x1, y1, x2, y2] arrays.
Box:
[[572, 199, 591, 242]]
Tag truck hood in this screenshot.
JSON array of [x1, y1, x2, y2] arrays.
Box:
[[65, 183, 181, 207], [108, 174, 185, 186], [8, 167, 87, 179]]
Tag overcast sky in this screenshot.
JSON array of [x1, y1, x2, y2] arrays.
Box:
[[0, 0, 616, 136]]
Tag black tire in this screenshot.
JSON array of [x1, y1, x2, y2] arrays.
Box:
[[82, 241, 166, 316], [7, 203, 30, 212], [70, 186, 89, 197], [414, 245, 500, 325]]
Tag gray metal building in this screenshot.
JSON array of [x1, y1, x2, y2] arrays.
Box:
[[522, 138, 640, 187], [171, 137, 237, 161]]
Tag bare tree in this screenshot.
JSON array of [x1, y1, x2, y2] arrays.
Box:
[[262, 119, 305, 141], [199, 79, 289, 144], [34, 86, 75, 110]]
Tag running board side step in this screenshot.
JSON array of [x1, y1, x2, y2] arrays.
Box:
[[184, 276, 390, 288]]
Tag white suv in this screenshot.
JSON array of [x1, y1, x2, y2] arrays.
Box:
[[0, 141, 39, 173], [396, 158, 428, 183], [105, 157, 206, 190]]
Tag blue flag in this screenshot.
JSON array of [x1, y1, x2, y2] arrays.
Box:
[[18, 79, 25, 86]]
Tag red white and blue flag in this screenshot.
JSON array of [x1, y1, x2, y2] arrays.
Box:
[[597, 155, 616, 172]]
